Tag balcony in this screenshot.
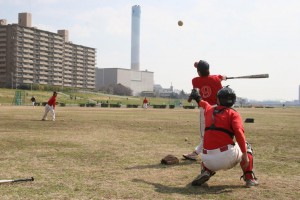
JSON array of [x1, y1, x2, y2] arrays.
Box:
[[23, 74, 33, 78], [63, 79, 72, 83]]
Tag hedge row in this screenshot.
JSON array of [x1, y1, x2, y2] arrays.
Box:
[[127, 104, 139, 108]]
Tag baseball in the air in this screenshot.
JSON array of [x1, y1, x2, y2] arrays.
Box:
[[178, 20, 183, 26]]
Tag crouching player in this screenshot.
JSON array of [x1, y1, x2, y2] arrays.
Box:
[[189, 86, 258, 187]]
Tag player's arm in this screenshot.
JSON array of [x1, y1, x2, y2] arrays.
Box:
[[231, 112, 249, 169], [218, 75, 227, 81]]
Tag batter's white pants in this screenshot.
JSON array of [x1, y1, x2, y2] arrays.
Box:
[[194, 107, 205, 154], [201, 143, 243, 172], [42, 104, 55, 121]]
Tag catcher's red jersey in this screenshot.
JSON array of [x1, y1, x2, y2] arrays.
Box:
[[199, 100, 247, 153]]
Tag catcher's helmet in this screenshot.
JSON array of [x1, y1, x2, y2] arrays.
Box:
[[217, 86, 236, 107]]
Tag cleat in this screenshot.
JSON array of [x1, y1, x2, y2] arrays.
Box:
[[192, 170, 211, 186], [245, 178, 259, 188], [183, 151, 198, 161], [241, 171, 259, 188]]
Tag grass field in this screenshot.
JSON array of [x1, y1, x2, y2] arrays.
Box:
[[0, 106, 299, 200], [0, 88, 185, 107]]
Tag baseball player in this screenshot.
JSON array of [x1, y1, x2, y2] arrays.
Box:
[[42, 91, 57, 121], [183, 60, 227, 160], [189, 86, 258, 187], [30, 96, 36, 107], [143, 97, 148, 109]]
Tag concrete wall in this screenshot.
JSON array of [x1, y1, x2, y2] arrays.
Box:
[[95, 68, 154, 96]]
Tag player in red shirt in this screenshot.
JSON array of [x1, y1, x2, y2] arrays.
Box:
[[183, 60, 227, 160], [42, 91, 57, 121], [143, 97, 148, 109], [189, 86, 258, 187]]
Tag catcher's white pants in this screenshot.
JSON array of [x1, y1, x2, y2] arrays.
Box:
[[42, 104, 55, 121], [143, 103, 148, 109], [201, 143, 243, 172], [194, 107, 205, 154]]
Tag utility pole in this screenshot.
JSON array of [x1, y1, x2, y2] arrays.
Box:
[[11, 72, 13, 89]]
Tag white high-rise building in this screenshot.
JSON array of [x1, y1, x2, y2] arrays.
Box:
[[0, 12, 96, 89]]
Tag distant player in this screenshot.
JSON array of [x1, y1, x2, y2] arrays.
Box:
[[143, 97, 148, 109], [30, 96, 36, 107], [42, 91, 57, 121]]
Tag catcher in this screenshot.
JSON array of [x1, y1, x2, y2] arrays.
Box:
[[188, 86, 258, 187]]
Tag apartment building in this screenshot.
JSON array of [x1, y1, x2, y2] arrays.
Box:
[[0, 13, 96, 89]]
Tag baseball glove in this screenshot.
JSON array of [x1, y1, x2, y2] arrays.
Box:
[[188, 88, 201, 103], [161, 154, 179, 165]]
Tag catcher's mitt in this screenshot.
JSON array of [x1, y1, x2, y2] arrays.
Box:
[[161, 154, 179, 165], [188, 88, 201, 103]]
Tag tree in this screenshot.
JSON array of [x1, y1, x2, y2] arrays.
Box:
[[178, 90, 188, 99], [99, 84, 133, 96], [238, 97, 247, 107]]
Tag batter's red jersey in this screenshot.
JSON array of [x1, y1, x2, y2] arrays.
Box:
[[199, 100, 247, 153], [192, 75, 223, 105], [47, 96, 56, 109]]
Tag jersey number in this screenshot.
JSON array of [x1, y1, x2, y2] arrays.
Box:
[[201, 86, 212, 98]]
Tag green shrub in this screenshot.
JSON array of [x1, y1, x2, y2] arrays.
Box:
[[79, 103, 85, 107], [153, 105, 167, 109], [126, 104, 139, 108], [86, 103, 96, 107], [169, 105, 175, 109], [60, 103, 66, 107], [101, 103, 109, 107], [42, 102, 47, 106], [110, 104, 121, 108]]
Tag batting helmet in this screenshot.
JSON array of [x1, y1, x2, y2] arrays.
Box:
[[197, 60, 209, 71], [217, 86, 236, 107]]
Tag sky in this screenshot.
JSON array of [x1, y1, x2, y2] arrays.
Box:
[[1, 0, 299, 101]]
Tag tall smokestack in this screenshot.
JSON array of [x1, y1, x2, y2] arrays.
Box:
[[131, 5, 141, 71]]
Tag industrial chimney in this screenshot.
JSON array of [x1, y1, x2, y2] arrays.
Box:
[[131, 5, 141, 71]]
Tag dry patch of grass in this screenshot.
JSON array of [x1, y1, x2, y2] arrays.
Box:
[[0, 106, 299, 199]]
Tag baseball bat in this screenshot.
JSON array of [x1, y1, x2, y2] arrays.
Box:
[[0, 177, 34, 184], [226, 74, 269, 79]]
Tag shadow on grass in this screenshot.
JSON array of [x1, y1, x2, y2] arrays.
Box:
[[132, 178, 244, 195], [125, 160, 200, 170]]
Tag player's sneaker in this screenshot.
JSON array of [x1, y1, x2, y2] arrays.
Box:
[[241, 171, 259, 188], [192, 169, 215, 186], [245, 178, 259, 188], [182, 151, 198, 161]]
